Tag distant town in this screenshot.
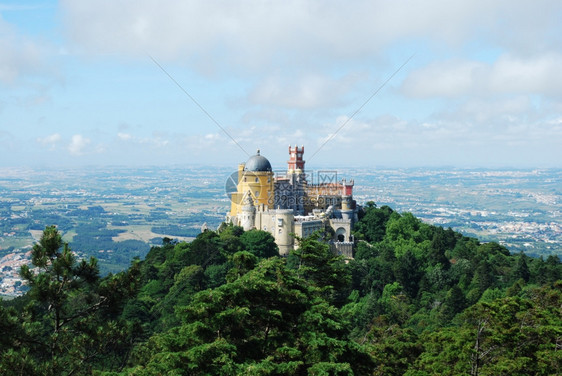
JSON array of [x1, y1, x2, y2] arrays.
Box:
[[353, 168, 561, 255], [1, 166, 560, 296]]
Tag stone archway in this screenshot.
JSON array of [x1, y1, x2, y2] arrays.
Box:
[[335, 227, 347, 242]]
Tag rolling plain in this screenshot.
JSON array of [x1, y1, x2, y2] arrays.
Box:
[[1, 166, 560, 296]]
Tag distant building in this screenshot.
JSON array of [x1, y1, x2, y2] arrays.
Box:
[[227, 146, 358, 257]]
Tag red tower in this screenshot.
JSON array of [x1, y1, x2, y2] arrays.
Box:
[[287, 145, 305, 171]]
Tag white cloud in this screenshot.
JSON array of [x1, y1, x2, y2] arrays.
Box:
[[0, 0, 558, 168], [144, 136, 169, 148], [117, 132, 132, 141], [60, 1, 562, 70], [0, 15, 50, 84], [455, 96, 534, 124], [37, 133, 62, 150], [68, 134, 91, 155], [401, 59, 485, 98], [288, 96, 562, 167], [402, 53, 562, 98], [204, 133, 220, 140], [248, 73, 364, 109], [489, 54, 562, 95]]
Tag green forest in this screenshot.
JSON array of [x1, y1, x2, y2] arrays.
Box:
[[1, 203, 561, 375]]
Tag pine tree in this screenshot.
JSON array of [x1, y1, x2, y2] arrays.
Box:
[[15, 226, 139, 375]]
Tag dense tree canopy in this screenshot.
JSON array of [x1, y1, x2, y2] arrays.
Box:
[[130, 257, 373, 375], [239, 229, 279, 259], [2, 226, 140, 375], [1, 206, 561, 375]]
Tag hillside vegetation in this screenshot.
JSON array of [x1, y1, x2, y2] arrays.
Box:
[[1, 204, 561, 375]]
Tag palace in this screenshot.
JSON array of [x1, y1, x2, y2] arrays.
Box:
[[227, 146, 358, 257]]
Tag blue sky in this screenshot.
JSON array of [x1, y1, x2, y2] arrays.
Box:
[[1, 1, 561, 168]]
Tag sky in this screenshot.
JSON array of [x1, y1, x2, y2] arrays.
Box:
[[1, 0, 562, 169]]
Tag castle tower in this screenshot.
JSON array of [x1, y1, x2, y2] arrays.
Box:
[[230, 150, 274, 218], [341, 195, 354, 222], [287, 145, 305, 172], [342, 178, 354, 196], [239, 191, 256, 231], [274, 209, 294, 256], [281, 145, 306, 215]]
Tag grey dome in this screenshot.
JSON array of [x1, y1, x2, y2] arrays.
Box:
[[244, 150, 272, 172]]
